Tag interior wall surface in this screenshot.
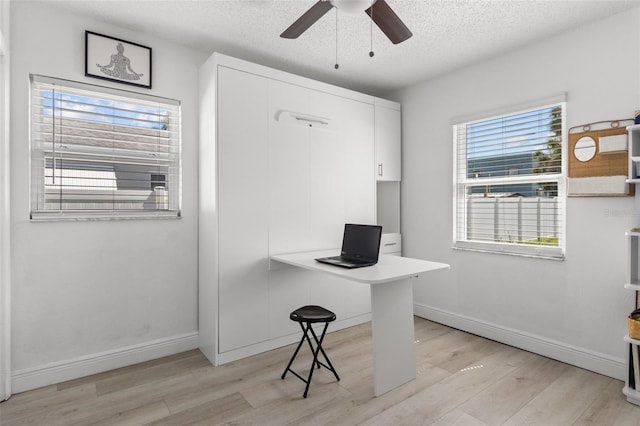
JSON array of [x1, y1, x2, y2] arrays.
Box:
[[0, 0, 11, 402], [394, 8, 640, 379], [9, 1, 207, 391]]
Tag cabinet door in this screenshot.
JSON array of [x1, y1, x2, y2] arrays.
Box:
[[375, 102, 401, 181], [267, 81, 376, 334], [218, 66, 270, 353], [268, 80, 344, 254]]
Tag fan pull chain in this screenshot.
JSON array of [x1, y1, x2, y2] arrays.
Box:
[[334, 8, 339, 69], [369, 0, 374, 57]]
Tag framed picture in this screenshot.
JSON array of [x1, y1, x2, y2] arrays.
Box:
[[85, 31, 152, 89]]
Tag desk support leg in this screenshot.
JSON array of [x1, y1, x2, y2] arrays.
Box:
[[370, 277, 416, 396]]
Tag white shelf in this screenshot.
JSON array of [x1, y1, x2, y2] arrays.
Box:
[[625, 335, 640, 345], [625, 125, 640, 406], [623, 386, 640, 404]]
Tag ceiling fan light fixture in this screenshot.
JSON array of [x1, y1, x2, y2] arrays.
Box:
[[329, 0, 377, 15]]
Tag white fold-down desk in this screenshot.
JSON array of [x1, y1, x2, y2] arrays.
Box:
[[270, 250, 449, 396]]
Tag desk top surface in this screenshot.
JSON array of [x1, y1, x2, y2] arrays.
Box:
[[270, 249, 450, 284]]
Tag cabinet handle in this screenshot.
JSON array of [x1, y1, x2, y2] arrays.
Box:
[[378, 163, 383, 177]]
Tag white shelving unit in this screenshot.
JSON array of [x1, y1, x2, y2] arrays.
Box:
[[374, 98, 402, 255], [623, 125, 640, 405]]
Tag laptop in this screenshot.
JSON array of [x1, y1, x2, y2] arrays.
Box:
[[315, 224, 383, 269]]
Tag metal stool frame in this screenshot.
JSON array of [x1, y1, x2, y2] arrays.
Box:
[[281, 319, 340, 398]]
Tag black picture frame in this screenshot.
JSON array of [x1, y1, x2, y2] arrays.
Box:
[[85, 31, 152, 89]]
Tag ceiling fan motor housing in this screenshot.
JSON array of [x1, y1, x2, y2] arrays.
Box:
[[330, 0, 378, 14]]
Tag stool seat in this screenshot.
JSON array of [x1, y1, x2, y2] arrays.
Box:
[[281, 305, 340, 398], [290, 305, 336, 323]]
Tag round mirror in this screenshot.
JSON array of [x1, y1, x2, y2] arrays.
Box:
[[574, 136, 597, 162]]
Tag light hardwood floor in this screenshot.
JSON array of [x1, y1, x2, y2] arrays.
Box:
[[1, 317, 639, 425]]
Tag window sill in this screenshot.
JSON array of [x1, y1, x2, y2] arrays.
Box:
[[453, 241, 565, 261], [30, 210, 181, 222]]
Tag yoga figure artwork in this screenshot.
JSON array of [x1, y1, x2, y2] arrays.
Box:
[[97, 42, 143, 81]]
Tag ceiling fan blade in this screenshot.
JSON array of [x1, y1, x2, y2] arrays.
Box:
[[365, 0, 413, 44], [281, 0, 334, 39]]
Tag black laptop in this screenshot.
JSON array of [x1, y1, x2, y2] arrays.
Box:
[[315, 224, 383, 269]]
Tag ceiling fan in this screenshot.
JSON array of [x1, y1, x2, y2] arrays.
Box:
[[280, 0, 413, 45]]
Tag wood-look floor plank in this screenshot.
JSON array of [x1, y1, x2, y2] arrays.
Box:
[[2, 317, 640, 426], [573, 378, 640, 426], [95, 351, 211, 396], [460, 354, 570, 425], [502, 366, 612, 425], [430, 409, 489, 426], [146, 392, 251, 426], [360, 345, 535, 425], [0, 383, 97, 425], [87, 400, 170, 426], [56, 350, 203, 392]]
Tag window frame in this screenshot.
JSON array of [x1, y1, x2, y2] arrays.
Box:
[[452, 97, 566, 260], [29, 74, 182, 221]]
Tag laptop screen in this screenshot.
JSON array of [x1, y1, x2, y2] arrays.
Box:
[[341, 224, 383, 262]]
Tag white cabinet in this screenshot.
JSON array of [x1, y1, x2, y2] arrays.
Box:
[[629, 125, 640, 180], [623, 125, 640, 406], [217, 66, 270, 353], [267, 79, 375, 340], [375, 98, 401, 182], [374, 98, 401, 244], [624, 233, 640, 405], [381, 232, 402, 256], [199, 53, 379, 366]]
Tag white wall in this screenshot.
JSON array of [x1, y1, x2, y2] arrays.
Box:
[[394, 8, 640, 379], [9, 2, 207, 391], [0, 0, 11, 402]]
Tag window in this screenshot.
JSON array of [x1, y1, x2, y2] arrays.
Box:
[[30, 75, 181, 220], [453, 98, 565, 259]]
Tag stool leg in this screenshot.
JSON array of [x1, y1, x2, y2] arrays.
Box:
[[301, 323, 322, 370], [308, 322, 340, 381], [303, 326, 321, 398], [281, 328, 307, 380], [282, 320, 339, 398]]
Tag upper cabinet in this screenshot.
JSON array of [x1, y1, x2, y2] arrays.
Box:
[[375, 98, 401, 181]]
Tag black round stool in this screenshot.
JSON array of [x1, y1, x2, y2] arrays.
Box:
[[281, 305, 340, 398]]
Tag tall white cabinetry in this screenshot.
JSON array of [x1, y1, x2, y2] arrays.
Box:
[[199, 53, 390, 365], [624, 124, 640, 405], [375, 98, 402, 256], [375, 98, 401, 182]]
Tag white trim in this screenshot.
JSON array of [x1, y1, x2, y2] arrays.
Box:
[[0, 0, 10, 402], [413, 303, 625, 381], [11, 332, 199, 394], [453, 100, 567, 259], [31, 74, 180, 106], [216, 313, 371, 366], [450, 92, 567, 125]]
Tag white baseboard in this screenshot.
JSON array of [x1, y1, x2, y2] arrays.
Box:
[[413, 303, 626, 381], [12, 332, 199, 394], [216, 313, 372, 365]]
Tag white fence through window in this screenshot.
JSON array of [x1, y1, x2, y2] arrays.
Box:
[[466, 196, 559, 245]]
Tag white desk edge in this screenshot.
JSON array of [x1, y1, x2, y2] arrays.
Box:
[[270, 249, 450, 284]]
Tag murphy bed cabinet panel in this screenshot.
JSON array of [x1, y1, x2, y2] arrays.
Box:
[[199, 53, 389, 366], [217, 66, 270, 353]]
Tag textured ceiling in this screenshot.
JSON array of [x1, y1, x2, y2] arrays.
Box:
[[24, 0, 640, 95]]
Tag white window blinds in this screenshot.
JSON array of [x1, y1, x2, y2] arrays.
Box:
[[30, 75, 181, 220], [454, 100, 565, 259]]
